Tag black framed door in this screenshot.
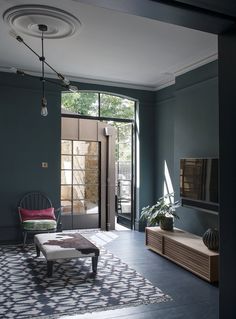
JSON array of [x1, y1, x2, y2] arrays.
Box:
[[61, 140, 100, 229]]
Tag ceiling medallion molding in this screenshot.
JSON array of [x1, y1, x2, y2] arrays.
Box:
[[3, 5, 81, 39]]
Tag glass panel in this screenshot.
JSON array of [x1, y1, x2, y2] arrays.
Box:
[[61, 140, 72, 154], [73, 200, 85, 214], [61, 155, 72, 169], [73, 156, 98, 169], [120, 201, 131, 214], [61, 92, 99, 116], [73, 200, 99, 214], [85, 200, 99, 214], [73, 185, 85, 199], [73, 170, 98, 185], [117, 143, 132, 161], [73, 141, 98, 155], [73, 170, 85, 184], [85, 184, 98, 203], [73, 156, 85, 170], [116, 123, 132, 143], [117, 161, 132, 180], [100, 93, 135, 119], [61, 170, 72, 184], [61, 201, 72, 214], [118, 182, 131, 199], [72, 185, 98, 203], [61, 186, 72, 200]]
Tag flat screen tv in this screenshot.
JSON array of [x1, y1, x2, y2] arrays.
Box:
[[180, 158, 219, 213]]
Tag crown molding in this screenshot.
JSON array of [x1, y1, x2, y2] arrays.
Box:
[[0, 52, 218, 92]]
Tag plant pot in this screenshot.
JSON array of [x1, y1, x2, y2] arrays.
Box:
[[160, 216, 174, 231], [202, 228, 219, 251]]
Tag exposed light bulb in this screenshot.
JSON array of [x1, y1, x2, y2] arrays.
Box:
[[68, 85, 79, 93], [41, 97, 48, 116]]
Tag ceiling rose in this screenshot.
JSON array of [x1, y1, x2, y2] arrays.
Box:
[[3, 5, 81, 39]]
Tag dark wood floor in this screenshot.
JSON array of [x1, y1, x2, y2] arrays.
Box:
[[60, 229, 219, 319]]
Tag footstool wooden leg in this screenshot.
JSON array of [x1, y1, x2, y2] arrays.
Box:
[[35, 244, 40, 257], [47, 261, 53, 277], [92, 256, 98, 273]]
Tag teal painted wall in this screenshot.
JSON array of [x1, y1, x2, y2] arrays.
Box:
[[0, 73, 61, 241], [155, 61, 219, 236], [0, 72, 156, 241]]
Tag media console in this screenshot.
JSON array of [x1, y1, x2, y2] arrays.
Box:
[[145, 226, 219, 282]]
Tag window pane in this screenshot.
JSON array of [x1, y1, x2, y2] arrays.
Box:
[[61, 201, 72, 214], [61, 92, 99, 116], [85, 184, 98, 203], [73, 170, 85, 184], [73, 185, 85, 199], [117, 161, 132, 180], [61, 186, 72, 200], [73, 200, 99, 214], [73, 170, 98, 185], [73, 156, 98, 169], [100, 94, 135, 119], [61, 140, 72, 154], [61, 155, 72, 169], [117, 143, 132, 161], [73, 200, 85, 214], [61, 170, 72, 184], [73, 156, 85, 169], [116, 123, 132, 143], [73, 141, 98, 155]]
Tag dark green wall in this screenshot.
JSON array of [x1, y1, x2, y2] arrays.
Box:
[[0, 61, 219, 240], [0, 73, 61, 241], [155, 61, 219, 236], [0, 72, 156, 241]]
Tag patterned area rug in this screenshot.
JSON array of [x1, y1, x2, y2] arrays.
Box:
[[0, 233, 171, 319]]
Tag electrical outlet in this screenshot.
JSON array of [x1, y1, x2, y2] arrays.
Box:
[[42, 162, 48, 168]]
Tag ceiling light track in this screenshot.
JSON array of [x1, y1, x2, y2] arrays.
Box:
[[10, 24, 78, 117]]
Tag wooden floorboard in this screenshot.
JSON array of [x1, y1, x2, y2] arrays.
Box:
[[58, 230, 219, 319]]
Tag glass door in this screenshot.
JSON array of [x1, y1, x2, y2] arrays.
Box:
[[115, 122, 134, 229], [61, 140, 100, 229]]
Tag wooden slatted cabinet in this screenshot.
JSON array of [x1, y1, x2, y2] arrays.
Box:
[[145, 226, 219, 282]]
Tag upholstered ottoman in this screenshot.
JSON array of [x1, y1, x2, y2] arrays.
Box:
[[34, 232, 99, 277]]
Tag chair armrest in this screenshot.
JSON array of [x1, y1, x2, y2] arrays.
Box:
[[18, 207, 23, 223]]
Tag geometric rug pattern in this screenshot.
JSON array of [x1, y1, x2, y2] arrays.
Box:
[[0, 235, 171, 318]]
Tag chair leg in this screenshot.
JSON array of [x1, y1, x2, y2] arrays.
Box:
[[23, 232, 27, 248]]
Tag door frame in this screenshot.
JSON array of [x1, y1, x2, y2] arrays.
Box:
[[62, 113, 136, 230]]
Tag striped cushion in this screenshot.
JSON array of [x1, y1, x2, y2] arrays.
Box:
[[22, 219, 57, 231]]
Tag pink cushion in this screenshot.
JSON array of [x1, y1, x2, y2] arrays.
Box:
[[19, 207, 56, 222]]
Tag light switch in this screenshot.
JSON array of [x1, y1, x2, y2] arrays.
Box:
[[42, 162, 48, 168]]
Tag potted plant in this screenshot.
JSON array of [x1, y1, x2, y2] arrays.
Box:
[[140, 193, 180, 231]]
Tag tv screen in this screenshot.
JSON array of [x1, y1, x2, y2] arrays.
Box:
[[180, 158, 219, 212]]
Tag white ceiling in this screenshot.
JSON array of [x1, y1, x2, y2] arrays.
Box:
[[0, 0, 218, 91]]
